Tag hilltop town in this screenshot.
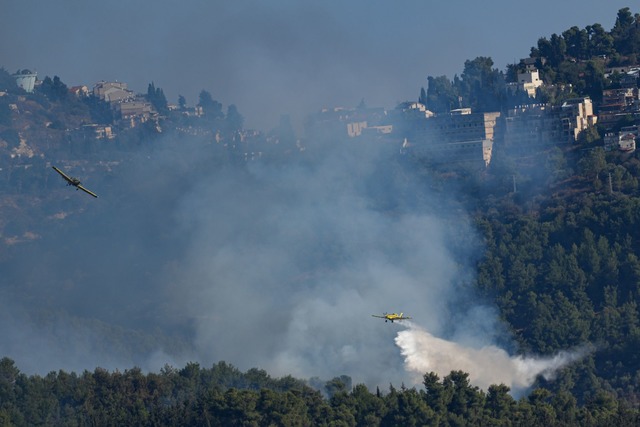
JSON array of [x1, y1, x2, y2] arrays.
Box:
[[4, 13, 640, 242], [4, 61, 638, 156], [1, 7, 640, 259], [2, 36, 640, 178]]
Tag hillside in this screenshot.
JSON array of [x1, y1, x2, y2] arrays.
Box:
[[1, 6, 640, 424]]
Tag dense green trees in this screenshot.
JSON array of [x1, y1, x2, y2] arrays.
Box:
[[530, 7, 640, 98], [225, 104, 244, 133], [474, 151, 640, 403], [178, 94, 187, 110], [611, 8, 640, 57], [38, 75, 69, 102], [147, 81, 168, 114], [0, 358, 639, 426], [422, 7, 639, 115], [198, 89, 224, 120], [0, 100, 12, 127], [425, 75, 459, 113], [0, 68, 20, 93], [423, 58, 505, 114], [1, 358, 637, 425]]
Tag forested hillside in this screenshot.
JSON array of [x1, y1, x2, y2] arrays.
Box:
[[476, 150, 640, 404]]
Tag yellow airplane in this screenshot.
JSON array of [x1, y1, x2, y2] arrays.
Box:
[[52, 166, 98, 198], [371, 312, 412, 323]]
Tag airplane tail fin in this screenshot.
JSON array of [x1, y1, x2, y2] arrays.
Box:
[[400, 313, 403, 317]]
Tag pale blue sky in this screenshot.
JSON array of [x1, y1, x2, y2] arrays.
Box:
[[0, 1, 634, 130]]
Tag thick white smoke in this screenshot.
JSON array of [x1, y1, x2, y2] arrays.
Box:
[[0, 137, 590, 392], [395, 322, 590, 393], [165, 142, 491, 387]]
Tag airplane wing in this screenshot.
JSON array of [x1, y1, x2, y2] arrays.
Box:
[[371, 315, 386, 319], [77, 184, 98, 198], [52, 166, 73, 184]]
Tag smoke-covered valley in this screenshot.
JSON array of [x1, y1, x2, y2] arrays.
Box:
[[0, 134, 588, 393]]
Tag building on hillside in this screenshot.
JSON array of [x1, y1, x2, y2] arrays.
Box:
[[305, 105, 389, 139], [558, 97, 597, 142], [604, 131, 637, 152], [346, 121, 367, 137], [81, 124, 114, 140], [116, 100, 154, 123], [500, 104, 562, 157], [399, 108, 500, 167], [361, 125, 393, 137], [405, 138, 495, 167], [604, 124, 639, 152], [12, 70, 37, 93], [604, 66, 639, 91], [396, 101, 434, 119], [407, 108, 499, 141], [597, 87, 640, 130], [507, 69, 543, 98], [69, 85, 89, 98], [93, 81, 134, 103], [68, 124, 116, 145], [498, 98, 598, 161], [620, 69, 640, 88], [619, 132, 636, 152], [521, 57, 545, 71], [605, 65, 636, 76]]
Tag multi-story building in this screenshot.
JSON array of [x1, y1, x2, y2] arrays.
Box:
[[91, 81, 157, 128], [597, 87, 640, 130], [605, 66, 640, 88], [558, 97, 598, 142], [116, 100, 154, 123], [69, 85, 89, 98], [498, 97, 597, 160], [396, 101, 434, 119], [398, 106, 500, 167], [506, 69, 543, 98], [93, 81, 134, 103], [500, 104, 562, 156], [305, 105, 389, 139], [604, 130, 637, 152]]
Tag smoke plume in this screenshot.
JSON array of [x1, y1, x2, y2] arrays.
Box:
[[396, 321, 590, 393], [0, 135, 590, 393]]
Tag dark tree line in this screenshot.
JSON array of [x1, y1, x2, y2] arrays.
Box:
[[39, 76, 69, 102], [1, 357, 638, 426], [147, 81, 168, 114], [422, 57, 506, 115]]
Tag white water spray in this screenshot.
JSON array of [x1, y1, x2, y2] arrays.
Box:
[[395, 322, 590, 393]]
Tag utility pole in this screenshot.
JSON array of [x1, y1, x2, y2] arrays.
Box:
[[608, 172, 613, 194]]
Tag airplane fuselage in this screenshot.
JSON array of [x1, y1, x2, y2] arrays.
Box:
[[372, 312, 411, 323], [52, 166, 98, 198]]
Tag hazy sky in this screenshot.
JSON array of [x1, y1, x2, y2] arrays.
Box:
[[0, 1, 633, 130]]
